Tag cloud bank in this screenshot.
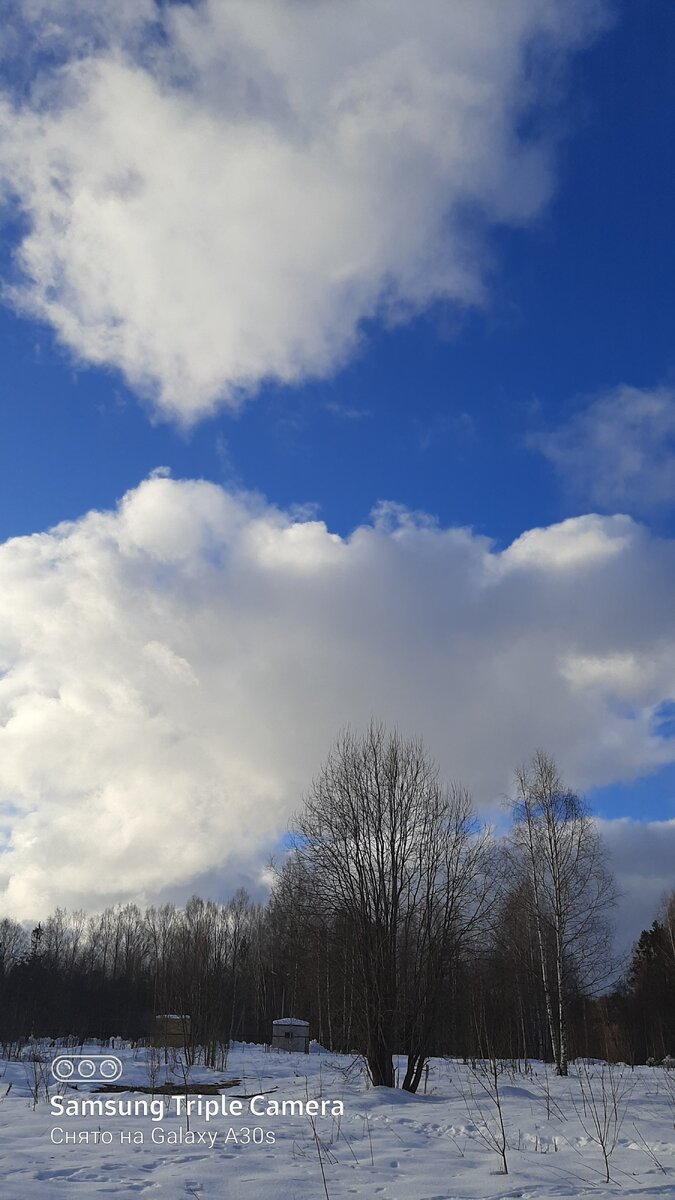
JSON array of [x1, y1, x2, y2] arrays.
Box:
[[0, 474, 674, 921], [599, 818, 675, 958], [0, 0, 606, 420]]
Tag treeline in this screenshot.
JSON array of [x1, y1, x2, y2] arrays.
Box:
[[0, 727, 673, 1083], [2, 888, 671, 1070]]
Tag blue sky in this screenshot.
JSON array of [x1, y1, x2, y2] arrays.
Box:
[[0, 0, 673, 925], [2, 1, 674, 548]]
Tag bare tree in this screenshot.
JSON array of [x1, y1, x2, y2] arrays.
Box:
[[0, 918, 29, 974], [510, 752, 616, 1076], [573, 1062, 632, 1183], [289, 721, 494, 1091], [461, 1054, 509, 1174]]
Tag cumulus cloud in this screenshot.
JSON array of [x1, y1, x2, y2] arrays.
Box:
[[533, 385, 675, 512], [0, 0, 606, 420], [1, 474, 675, 919]]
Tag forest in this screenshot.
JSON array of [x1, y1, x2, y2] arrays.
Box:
[[0, 727, 673, 1089]]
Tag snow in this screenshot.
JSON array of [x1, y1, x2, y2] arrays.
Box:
[[0, 1041, 674, 1199], [272, 1018, 310, 1026]]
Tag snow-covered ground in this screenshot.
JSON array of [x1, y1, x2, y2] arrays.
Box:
[[0, 1041, 674, 1200]]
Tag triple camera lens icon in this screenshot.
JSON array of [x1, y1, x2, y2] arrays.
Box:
[[51, 1054, 123, 1084]]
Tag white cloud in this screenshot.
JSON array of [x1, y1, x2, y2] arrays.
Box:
[[560, 652, 655, 699], [0, 0, 607, 421], [533, 385, 675, 512], [503, 513, 632, 569], [1, 474, 675, 919]]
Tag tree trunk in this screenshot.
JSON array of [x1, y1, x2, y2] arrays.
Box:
[[401, 1050, 426, 1093], [534, 906, 559, 1070], [367, 1037, 394, 1087], [555, 938, 568, 1076]]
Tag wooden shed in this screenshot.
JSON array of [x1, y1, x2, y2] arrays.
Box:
[[272, 1017, 310, 1053], [154, 1013, 191, 1048]]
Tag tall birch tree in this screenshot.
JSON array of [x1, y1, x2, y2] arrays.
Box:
[[510, 751, 616, 1076]]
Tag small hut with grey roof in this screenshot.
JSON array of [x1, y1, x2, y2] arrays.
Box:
[[272, 1017, 310, 1053]]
